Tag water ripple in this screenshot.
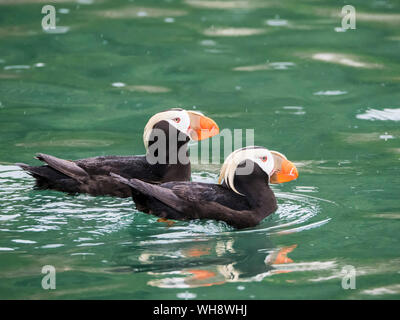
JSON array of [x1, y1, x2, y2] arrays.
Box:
[[0, 165, 335, 291], [356, 108, 400, 121]]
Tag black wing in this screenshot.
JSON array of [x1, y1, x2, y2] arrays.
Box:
[[111, 174, 262, 229], [17, 154, 158, 197], [74, 155, 159, 182]]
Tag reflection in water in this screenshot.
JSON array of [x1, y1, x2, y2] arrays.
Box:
[[312, 53, 382, 69], [348, 12, 400, 24], [3, 65, 30, 70], [203, 27, 266, 37], [0, 73, 21, 79], [334, 27, 347, 33], [294, 160, 357, 175], [275, 106, 305, 115], [43, 26, 70, 34], [265, 19, 288, 27], [157, 256, 400, 298], [371, 213, 400, 219], [0, 26, 38, 38], [234, 62, 295, 71], [110, 83, 170, 93], [123, 85, 171, 93], [184, 0, 269, 9], [314, 7, 400, 25], [200, 39, 217, 46], [111, 82, 126, 88], [58, 8, 70, 14], [362, 284, 400, 296], [293, 186, 319, 193], [164, 17, 175, 23], [96, 7, 187, 19], [356, 108, 400, 121], [342, 132, 397, 144], [313, 90, 347, 96], [379, 133, 394, 141], [145, 236, 299, 288], [111, 189, 334, 289]]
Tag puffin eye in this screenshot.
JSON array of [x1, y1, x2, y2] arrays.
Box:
[[261, 156, 268, 162], [174, 117, 181, 123]]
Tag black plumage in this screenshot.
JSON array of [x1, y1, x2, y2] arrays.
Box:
[[111, 160, 278, 229], [17, 121, 191, 198]]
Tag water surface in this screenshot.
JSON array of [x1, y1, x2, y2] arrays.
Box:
[[0, 0, 399, 299]]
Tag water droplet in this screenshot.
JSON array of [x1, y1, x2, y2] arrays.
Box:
[[314, 90, 347, 96], [11, 239, 37, 244], [266, 19, 288, 26], [379, 133, 394, 141], [58, 8, 70, 14], [200, 39, 216, 46], [177, 291, 197, 299], [112, 82, 126, 88], [4, 65, 30, 70]]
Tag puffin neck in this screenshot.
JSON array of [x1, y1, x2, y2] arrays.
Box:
[[146, 120, 191, 166], [231, 160, 275, 208]]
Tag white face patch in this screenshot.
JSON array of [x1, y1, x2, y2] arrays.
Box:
[[218, 146, 276, 194], [165, 110, 190, 134], [250, 148, 275, 178], [143, 109, 191, 149]]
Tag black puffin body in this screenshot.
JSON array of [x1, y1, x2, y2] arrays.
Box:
[[17, 110, 219, 198], [112, 145, 299, 229], [112, 161, 278, 229]]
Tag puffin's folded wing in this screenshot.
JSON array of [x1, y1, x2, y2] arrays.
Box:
[[171, 184, 260, 229], [110, 174, 189, 212], [111, 173, 261, 229], [192, 201, 260, 229], [35, 153, 89, 182]]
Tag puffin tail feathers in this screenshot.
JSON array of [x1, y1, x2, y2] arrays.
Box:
[[16, 162, 50, 179], [34, 153, 88, 182]]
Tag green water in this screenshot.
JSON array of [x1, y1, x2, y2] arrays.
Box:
[[1, 0, 400, 300]]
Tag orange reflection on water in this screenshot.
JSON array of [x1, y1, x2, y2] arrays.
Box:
[[147, 242, 299, 288], [185, 247, 211, 257], [268, 244, 298, 275]]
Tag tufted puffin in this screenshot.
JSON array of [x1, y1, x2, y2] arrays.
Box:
[[16, 109, 219, 198], [110, 146, 298, 229]]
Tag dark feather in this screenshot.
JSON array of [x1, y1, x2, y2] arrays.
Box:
[[111, 162, 277, 229], [35, 153, 89, 182], [16, 121, 191, 198]]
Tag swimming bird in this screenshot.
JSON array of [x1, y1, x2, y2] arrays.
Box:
[[111, 146, 298, 229], [17, 109, 219, 198]]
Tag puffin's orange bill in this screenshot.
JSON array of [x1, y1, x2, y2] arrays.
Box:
[[270, 159, 299, 184], [187, 111, 219, 141]]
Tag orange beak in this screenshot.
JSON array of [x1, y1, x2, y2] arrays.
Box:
[[270, 159, 299, 184], [187, 111, 219, 141]]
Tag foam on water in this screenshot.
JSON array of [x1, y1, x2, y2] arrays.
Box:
[[356, 108, 400, 121]]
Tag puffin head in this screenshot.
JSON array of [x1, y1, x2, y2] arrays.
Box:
[[218, 146, 299, 195], [143, 108, 219, 149]]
